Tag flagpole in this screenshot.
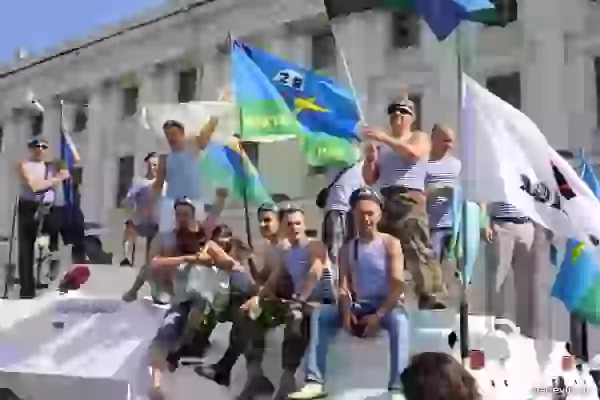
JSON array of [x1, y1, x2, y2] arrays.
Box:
[[239, 105, 254, 249], [456, 24, 470, 364]]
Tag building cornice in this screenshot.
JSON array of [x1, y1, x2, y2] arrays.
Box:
[[0, 0, 325, 112]]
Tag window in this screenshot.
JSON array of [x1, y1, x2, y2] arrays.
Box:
[[177, 68, 198, 103], [409, 94, 422, 130], [115, 155, 135, 206], [311, 30, 336, 71], [122, 86, 139, 118], [490, 0, 518, 24], [73, 103, 88, 132], [71, 166, 83, 206], [241, 142, 259, 168], [391, 10, 420, 49], [0, 125, 3, 153], [30, 114, 43, 136], [595, 57, 600, 127], [486, 72, 521, 110]]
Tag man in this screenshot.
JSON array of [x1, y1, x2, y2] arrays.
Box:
[[362, 97, 445, 309], [148, 197, 242, 400], [321, 160, 364, 264], [152, 89, 228, 232], [289, 187, 409, 400], [195, 203, 290, 398], [15, 136, 70, 298], [240, 205, 330, 400], [482, 202, 537, 336], [120, 152, 160, 266], [425, 124, 461, 262]]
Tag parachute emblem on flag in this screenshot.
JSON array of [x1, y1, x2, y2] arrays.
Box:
[[273, 69, 305, 91]]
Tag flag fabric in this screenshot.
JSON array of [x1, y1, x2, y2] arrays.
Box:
[[324, 0, 496, 41], [551, 239, 600, 324], [199, 141, 272, 206], [60, 128, 75, 213], [446, 187, 481, 283], [232, 40, 361, 141], [140, 101, 241, 143], [580, 150, 600, 200], [300, 132, 360, 167], [460, 74, 600, 246]]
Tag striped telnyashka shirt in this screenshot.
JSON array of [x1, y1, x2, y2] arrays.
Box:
[[426, 155, 462, 229], [326, 162, 364, 212], [377, 145, 428, 191], [489, 202, 527, 219]]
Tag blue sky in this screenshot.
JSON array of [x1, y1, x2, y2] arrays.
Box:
[[0, 0, 165, 64]]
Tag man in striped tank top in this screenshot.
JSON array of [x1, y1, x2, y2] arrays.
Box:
[[239, 205, 331, 399], [426, 124, 461, 263], [289, 188, 408, 400], [362, 98, 446, 309], [482, 202, 537, 335]]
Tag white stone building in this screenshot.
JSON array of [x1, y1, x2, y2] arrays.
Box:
[[1, 0, 600, 235]]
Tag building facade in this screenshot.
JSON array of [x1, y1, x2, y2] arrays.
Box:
[[1, 0, 600, 234]]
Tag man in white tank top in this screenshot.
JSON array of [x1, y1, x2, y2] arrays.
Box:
[[362, 97, 446, 309]]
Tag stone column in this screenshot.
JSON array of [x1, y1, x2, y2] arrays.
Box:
[[199, 56, 222, 101], [0, 114, 22, 231], [40, 99, 62, 160]]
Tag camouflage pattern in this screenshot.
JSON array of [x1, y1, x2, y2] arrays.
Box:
[[379, 186, 445, 303]]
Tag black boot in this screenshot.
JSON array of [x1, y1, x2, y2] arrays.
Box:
[[194, 364, 231, 387], [236, 364, 275, 400]]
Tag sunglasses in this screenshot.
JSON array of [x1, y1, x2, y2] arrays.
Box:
[[30, 144, 48, 149]]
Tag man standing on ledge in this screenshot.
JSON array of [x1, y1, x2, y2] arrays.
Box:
[[362, 96, 446, 309], [151, 90, 229, 231]]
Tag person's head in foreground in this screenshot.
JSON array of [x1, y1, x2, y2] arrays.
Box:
[[144, 151, 159, 178], [349, 187, 383, 237], [163, 119, 186, 151], [257, 203, 280, 240], [279, 204, 306, 245], [27, 136, 49, 161], [400, 352, 481, 400], [387, 97, 416, 136], [431, 123, 455, 157]]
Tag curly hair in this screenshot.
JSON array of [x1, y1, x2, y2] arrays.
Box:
[[401, 352, 482, 400]]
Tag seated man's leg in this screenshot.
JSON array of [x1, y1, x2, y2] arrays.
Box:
[[273, 303, 314, 400], [379, 308, 410, 392], [149, 302, 191, 399], [288, 304, 342, 400]]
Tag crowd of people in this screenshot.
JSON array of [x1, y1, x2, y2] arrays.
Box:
[[12, 94, 536, 400]]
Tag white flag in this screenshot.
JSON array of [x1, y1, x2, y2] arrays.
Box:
[[461, 73, 600, 243], [140, 101, 240, 144]]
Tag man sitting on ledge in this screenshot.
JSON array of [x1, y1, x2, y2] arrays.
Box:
[[288, 187, 409, 400]]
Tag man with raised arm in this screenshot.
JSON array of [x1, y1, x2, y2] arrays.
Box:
[[289, 187, 409, 400], [362, 96, 446, 309]]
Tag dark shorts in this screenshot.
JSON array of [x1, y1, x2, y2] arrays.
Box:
[[124, 220, 158, 239], [153, 301, 192, 351]]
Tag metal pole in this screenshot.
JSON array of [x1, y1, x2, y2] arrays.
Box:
[[238, 106, 254, 249], [456, 24, 470, 364]]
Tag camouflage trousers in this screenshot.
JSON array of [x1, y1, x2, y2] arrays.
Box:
[[379, 186, 445, 301]]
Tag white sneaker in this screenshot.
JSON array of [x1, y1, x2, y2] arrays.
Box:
[[389, 390, 406, 400], [287, 383, 327, 400]]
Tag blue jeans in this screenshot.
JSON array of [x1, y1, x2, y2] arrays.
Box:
[[304, 301, 409, 390]]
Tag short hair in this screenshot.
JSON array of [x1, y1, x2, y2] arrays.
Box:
[[278, 203, 304, 220], [401, 352, 482, 400], [257, 203, 279, 218], [162, 119, 184, 131], [173, 197, 195, 211], [144, 152, 157, 162], [349, 187, 383, 209]]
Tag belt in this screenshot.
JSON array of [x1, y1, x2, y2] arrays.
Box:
[[493, 217, 531, 224]]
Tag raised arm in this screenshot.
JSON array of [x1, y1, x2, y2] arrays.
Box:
[[362, 142, 379, 185], [376, 235, 405, 316], [191, 88, 231, 153], [202, 188, 229, 237], [150, 157, 166, 200], [16, 161, 64, 193], [297, 240, 328, 301]]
